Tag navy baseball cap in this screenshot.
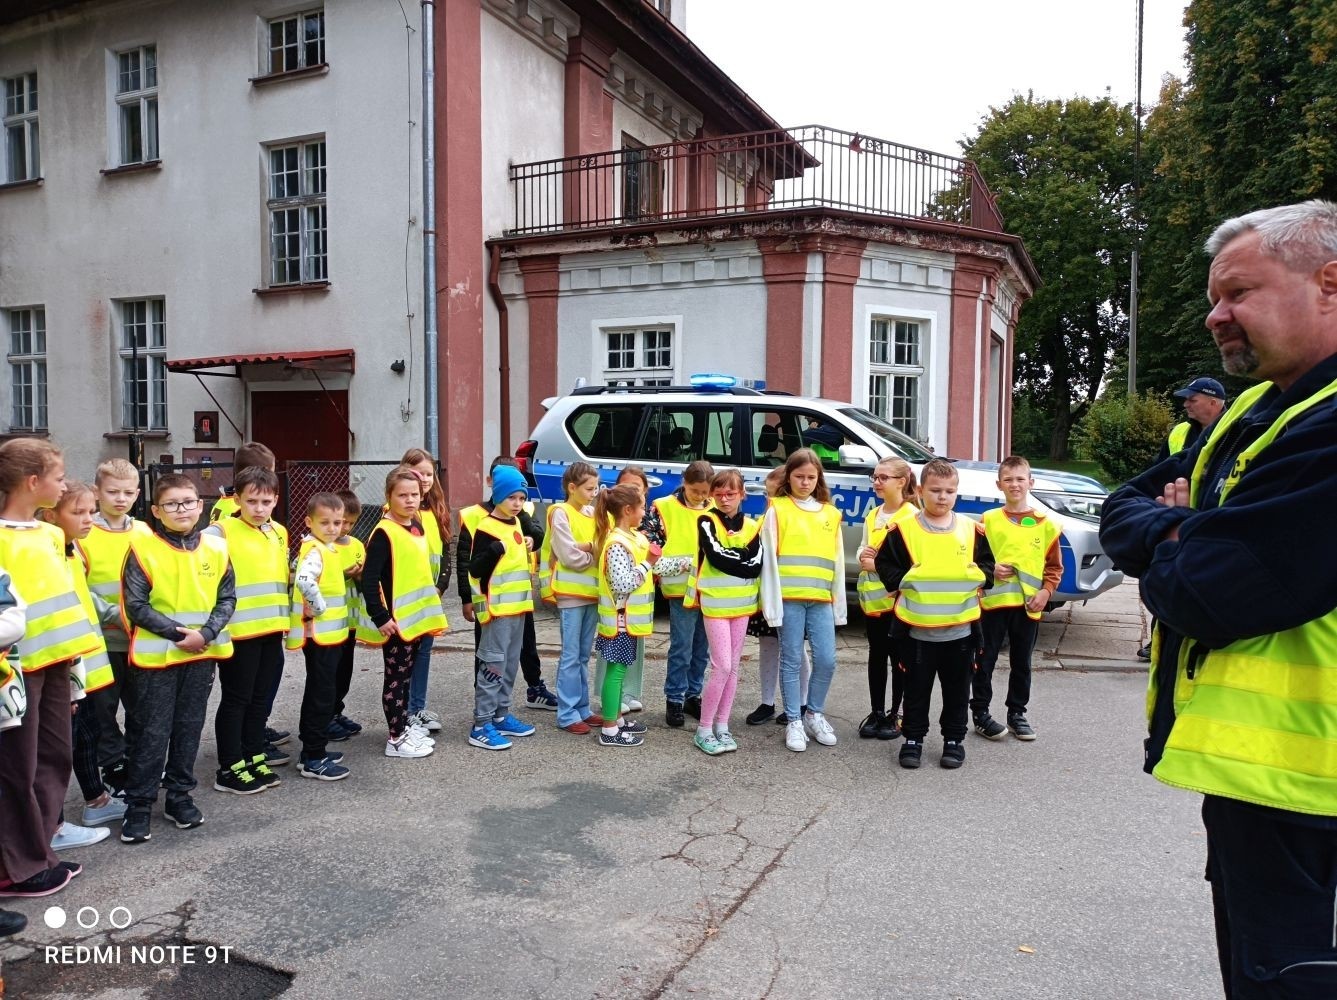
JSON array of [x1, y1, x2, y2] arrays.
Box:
[[1173, 377, 1226, 400]]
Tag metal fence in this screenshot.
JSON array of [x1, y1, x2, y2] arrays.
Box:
[[506, 123, 1004, 236]]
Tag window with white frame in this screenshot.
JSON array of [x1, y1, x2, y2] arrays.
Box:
[[118, 299, 166, 430], [868, 317, 925, 440], [3, 73, 39, 183], [266, 9, 325, 75], [7, 308, 46, 431], [604, 327, 673, 386], [115, 45, 158, 165], [267, 139, 327, 285]]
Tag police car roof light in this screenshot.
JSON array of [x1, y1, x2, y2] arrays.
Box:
[[690, 373, 738, 391]]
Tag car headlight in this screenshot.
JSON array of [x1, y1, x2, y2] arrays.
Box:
[[1033, 491, 1105, 523]]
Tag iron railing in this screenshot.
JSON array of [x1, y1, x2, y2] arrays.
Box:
[[506, 124, 1004, 236]]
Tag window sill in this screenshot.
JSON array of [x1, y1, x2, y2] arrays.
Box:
[[253, 281, 331, 297], [0, 429, 50, 440], [250, 63, 330, 87], [103, 430, 170, 440], [100, 160, 162, 177], [0, 177, 42, 193]]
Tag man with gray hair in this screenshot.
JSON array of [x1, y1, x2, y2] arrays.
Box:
[[1101, 200, 1337, 997]]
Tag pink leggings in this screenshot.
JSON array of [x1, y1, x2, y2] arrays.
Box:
[[700, 615, 749, 731]]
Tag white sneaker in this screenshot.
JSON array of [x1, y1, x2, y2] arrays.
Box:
[[803, 711, 837, 746], [408, 722, 436, 746], [385, 732, 433, 758], [415, 709, 443, 733], [620, 701, 631, 715], [785, 719, 808, 752], [52, 821, 111, 850], [627, 698, 643, 712]]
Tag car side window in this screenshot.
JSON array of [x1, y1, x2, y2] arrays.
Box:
[[755, 408, 856, 471], [635, 406, 735, 464], [566, 404, 644, 461]]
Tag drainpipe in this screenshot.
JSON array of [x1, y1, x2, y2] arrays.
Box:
[[421, 0, 440, 453], [488, 243, 511, 454]]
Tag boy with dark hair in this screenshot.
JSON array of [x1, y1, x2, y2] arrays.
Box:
[[328, 489, 365, 741], [209, 442, 277, 525]]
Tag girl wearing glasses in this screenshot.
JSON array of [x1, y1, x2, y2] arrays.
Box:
[[857, 458, 919, 740]]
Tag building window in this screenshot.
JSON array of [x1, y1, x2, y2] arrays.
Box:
[[7, 308, 46, 431], [604, 327, 673, 386], [267, 9, 325, 75], [115, 45, 158, 165], [868, 317, 924, 439], [622, 135, 662, 223], [3, 73, 39, 183], [119, 299, 166, 430], [267, 139, 327, 285]]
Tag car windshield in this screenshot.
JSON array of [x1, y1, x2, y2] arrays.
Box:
[[837, 407, 937, 463]]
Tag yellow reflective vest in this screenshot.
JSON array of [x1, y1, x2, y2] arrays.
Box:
[[979, 509, 1061, 621], [286, 537, 350, 648], [469, 516, 535, 625], [1153, 376, 1337, 815], [1167, 421, 1192, 455], [126, 532, 235, 668], [653, 495, 711, 599], [892, 515, 985, 629], [80, 519, 151, 641], [68, 548, 112, 695], [771, 496, 842, 603], [356, 518, 448, 645], [210, 494, 238, 524], [336, 535, 366, 638], [218, 517, 291, 640], [597, 528, 655, 638], [539, 502, 598, 603], [685, 511, 760, 619], [0, 523, 101, 674], [857, 502, 917, 616]]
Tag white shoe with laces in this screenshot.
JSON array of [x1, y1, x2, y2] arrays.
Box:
[[52, 821, 111, 851], [408, 721, 436, 746], [627, 698, 643, 712], [386, 732, 433, 758], [803, 711, 837, 746], [416, 709, 443, 732], [785, 719, 808, 753]]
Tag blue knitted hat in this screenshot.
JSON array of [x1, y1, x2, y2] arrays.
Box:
[[490, 465, 528, 504]]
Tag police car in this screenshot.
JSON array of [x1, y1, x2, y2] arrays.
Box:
[[515, 375, 1122, 607]]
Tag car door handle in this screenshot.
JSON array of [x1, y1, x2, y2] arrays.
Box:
[[646, 476, 663, 488], [744, 482, 767, 495]]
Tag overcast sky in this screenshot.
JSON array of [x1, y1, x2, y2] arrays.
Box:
[[686, 1, 1190, 157]]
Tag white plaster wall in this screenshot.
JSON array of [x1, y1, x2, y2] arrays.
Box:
[[0, 0, 423, 477]]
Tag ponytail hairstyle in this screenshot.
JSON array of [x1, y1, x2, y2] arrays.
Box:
[[400, 447, 451, 544], [0, 438, 63, 502], [874, 456, 920, 509], [592, 484, 642, 562], [775, 447, 831, 504]]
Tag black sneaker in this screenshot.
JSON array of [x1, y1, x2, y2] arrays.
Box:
[[1136, 644, 1152, 661], [263, 743, 292, 767], [974, 714, 1007, 741], [102, 759, 129, 797], [776, 704, 809, 726], [164, 796, 204, 830], [248, 754, 281, 789], [941, 740, 966, 769], [1008, 714, 1037, 741], [264, 727, 291, 747], [0, 866, 73, 897], [858, 711, 885, 739], [120, 807, 152, 844], [326, 718, 354, 742], [214, 761, 264, 796], [665, 701, 685, 728], [898, 739, 923, 769], [876, 712, 902, 741], [683, 695, 702, 720], [745, 703, 775, 726], [335, 714, 363, 735], [0, 908, 28, 936]]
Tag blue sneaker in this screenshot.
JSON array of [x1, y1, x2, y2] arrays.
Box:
[[299, 756, 350, 781], [525, 683, 559, 711], [492, 713, 535, 737], [468, 723, 513, 750], [326, 718, 353, 742], [335, 714, 363, 735]]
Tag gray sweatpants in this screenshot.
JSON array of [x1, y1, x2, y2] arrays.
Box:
[[474, 615, 525, 727]]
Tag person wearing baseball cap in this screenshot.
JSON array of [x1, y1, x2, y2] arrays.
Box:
[[1157, 376, 1228, 462]]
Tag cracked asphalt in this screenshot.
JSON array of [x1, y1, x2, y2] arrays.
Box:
[[2, 584, 1220, 999]]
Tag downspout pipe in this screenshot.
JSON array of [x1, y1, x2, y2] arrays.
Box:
[[421, 0, 440, 452], [488, 243, 511, 454]]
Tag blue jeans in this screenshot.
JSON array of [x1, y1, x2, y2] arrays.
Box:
[[779, 600, 836, 718], [408, 634, 434, 715], [556, 604, 598, 726], [663, 599, 708, 703]]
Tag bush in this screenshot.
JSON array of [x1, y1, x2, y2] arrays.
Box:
[[1077, 391, 1175, 484], [1009, 394, 1052, 460]]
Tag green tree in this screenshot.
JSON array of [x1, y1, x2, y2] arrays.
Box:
[[961, 95, 1136, 459]]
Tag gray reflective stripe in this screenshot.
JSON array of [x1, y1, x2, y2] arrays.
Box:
[[898, 595, 978, 616], [312, 616, 349, 635], [986, 580, 1024, 599], [81, 649, 111, 671], [1014, 568, 1043, 591], [25, 591, 84, 618], [134, 630, 231, 654], [857, 572, 889, 592], [624, 611, 654, 627], [904, 579, 978, 593], [90, 582, 121, 597], [229, 606, 287, 625], [235, 581, 287, 599], [554, 569, 598, 586], [701, 592, 757, 610], [323, 594, 347, 609], [397, 585, 437, 606], [660, 571, 687, 583], [489, 591, 532, 607], [27, 618, 97, 650], [779, 576, 830, 591], [778, 555, 837, 571], [397, 604, 443, 633], [489, 570, 532, 587]]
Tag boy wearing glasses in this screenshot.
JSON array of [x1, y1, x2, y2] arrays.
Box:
[[119, 474, 236, 844]]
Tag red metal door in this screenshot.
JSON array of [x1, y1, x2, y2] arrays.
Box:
[[250, 390, 350, 468]]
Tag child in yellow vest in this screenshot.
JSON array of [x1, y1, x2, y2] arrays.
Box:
[[328, 489, 366, 741], [119, 474, 236, 843], [399, 448, 453, 735], [0, 566, 26, 931], [686, 469, 762, 755], [288, 493, 351, 780], [592, 465, 653, 717], [203, 466, 289, 796], [971, 456, 1062, 742], [0, 439, 102, 897], [876, 459, 994, 771], [857, 457, 920, 741], [208, 440, 275, 525]]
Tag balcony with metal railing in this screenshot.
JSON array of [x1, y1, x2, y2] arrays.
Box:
[[504, 124, 1005, 238]]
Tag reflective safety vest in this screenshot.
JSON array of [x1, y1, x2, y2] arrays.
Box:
[[1153, 376, 1337, 815], [67, 549, 112, 696], [892, 515, 985, 629], [356, 519, 448, 645], [653, 495, 711, 599], [126, 532, 235, 668], [218, 517, 291, 640], [597, 528, 655, 638], [210, 494, 238, 524], [856, 502, 917, 616], [286, 538, 350, 648], [336, 535, 366, 636], [771, 496, 842, 603], [685, 512, 760, 619], [421, 509, 445, 581], [979, 509, 1061, 621], [539, 502, 598, 603], [80, 520, 151, 638], [0, 523, 101, 674], [469, 516, 535, 625], [1167, 421, 1192, 455]]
